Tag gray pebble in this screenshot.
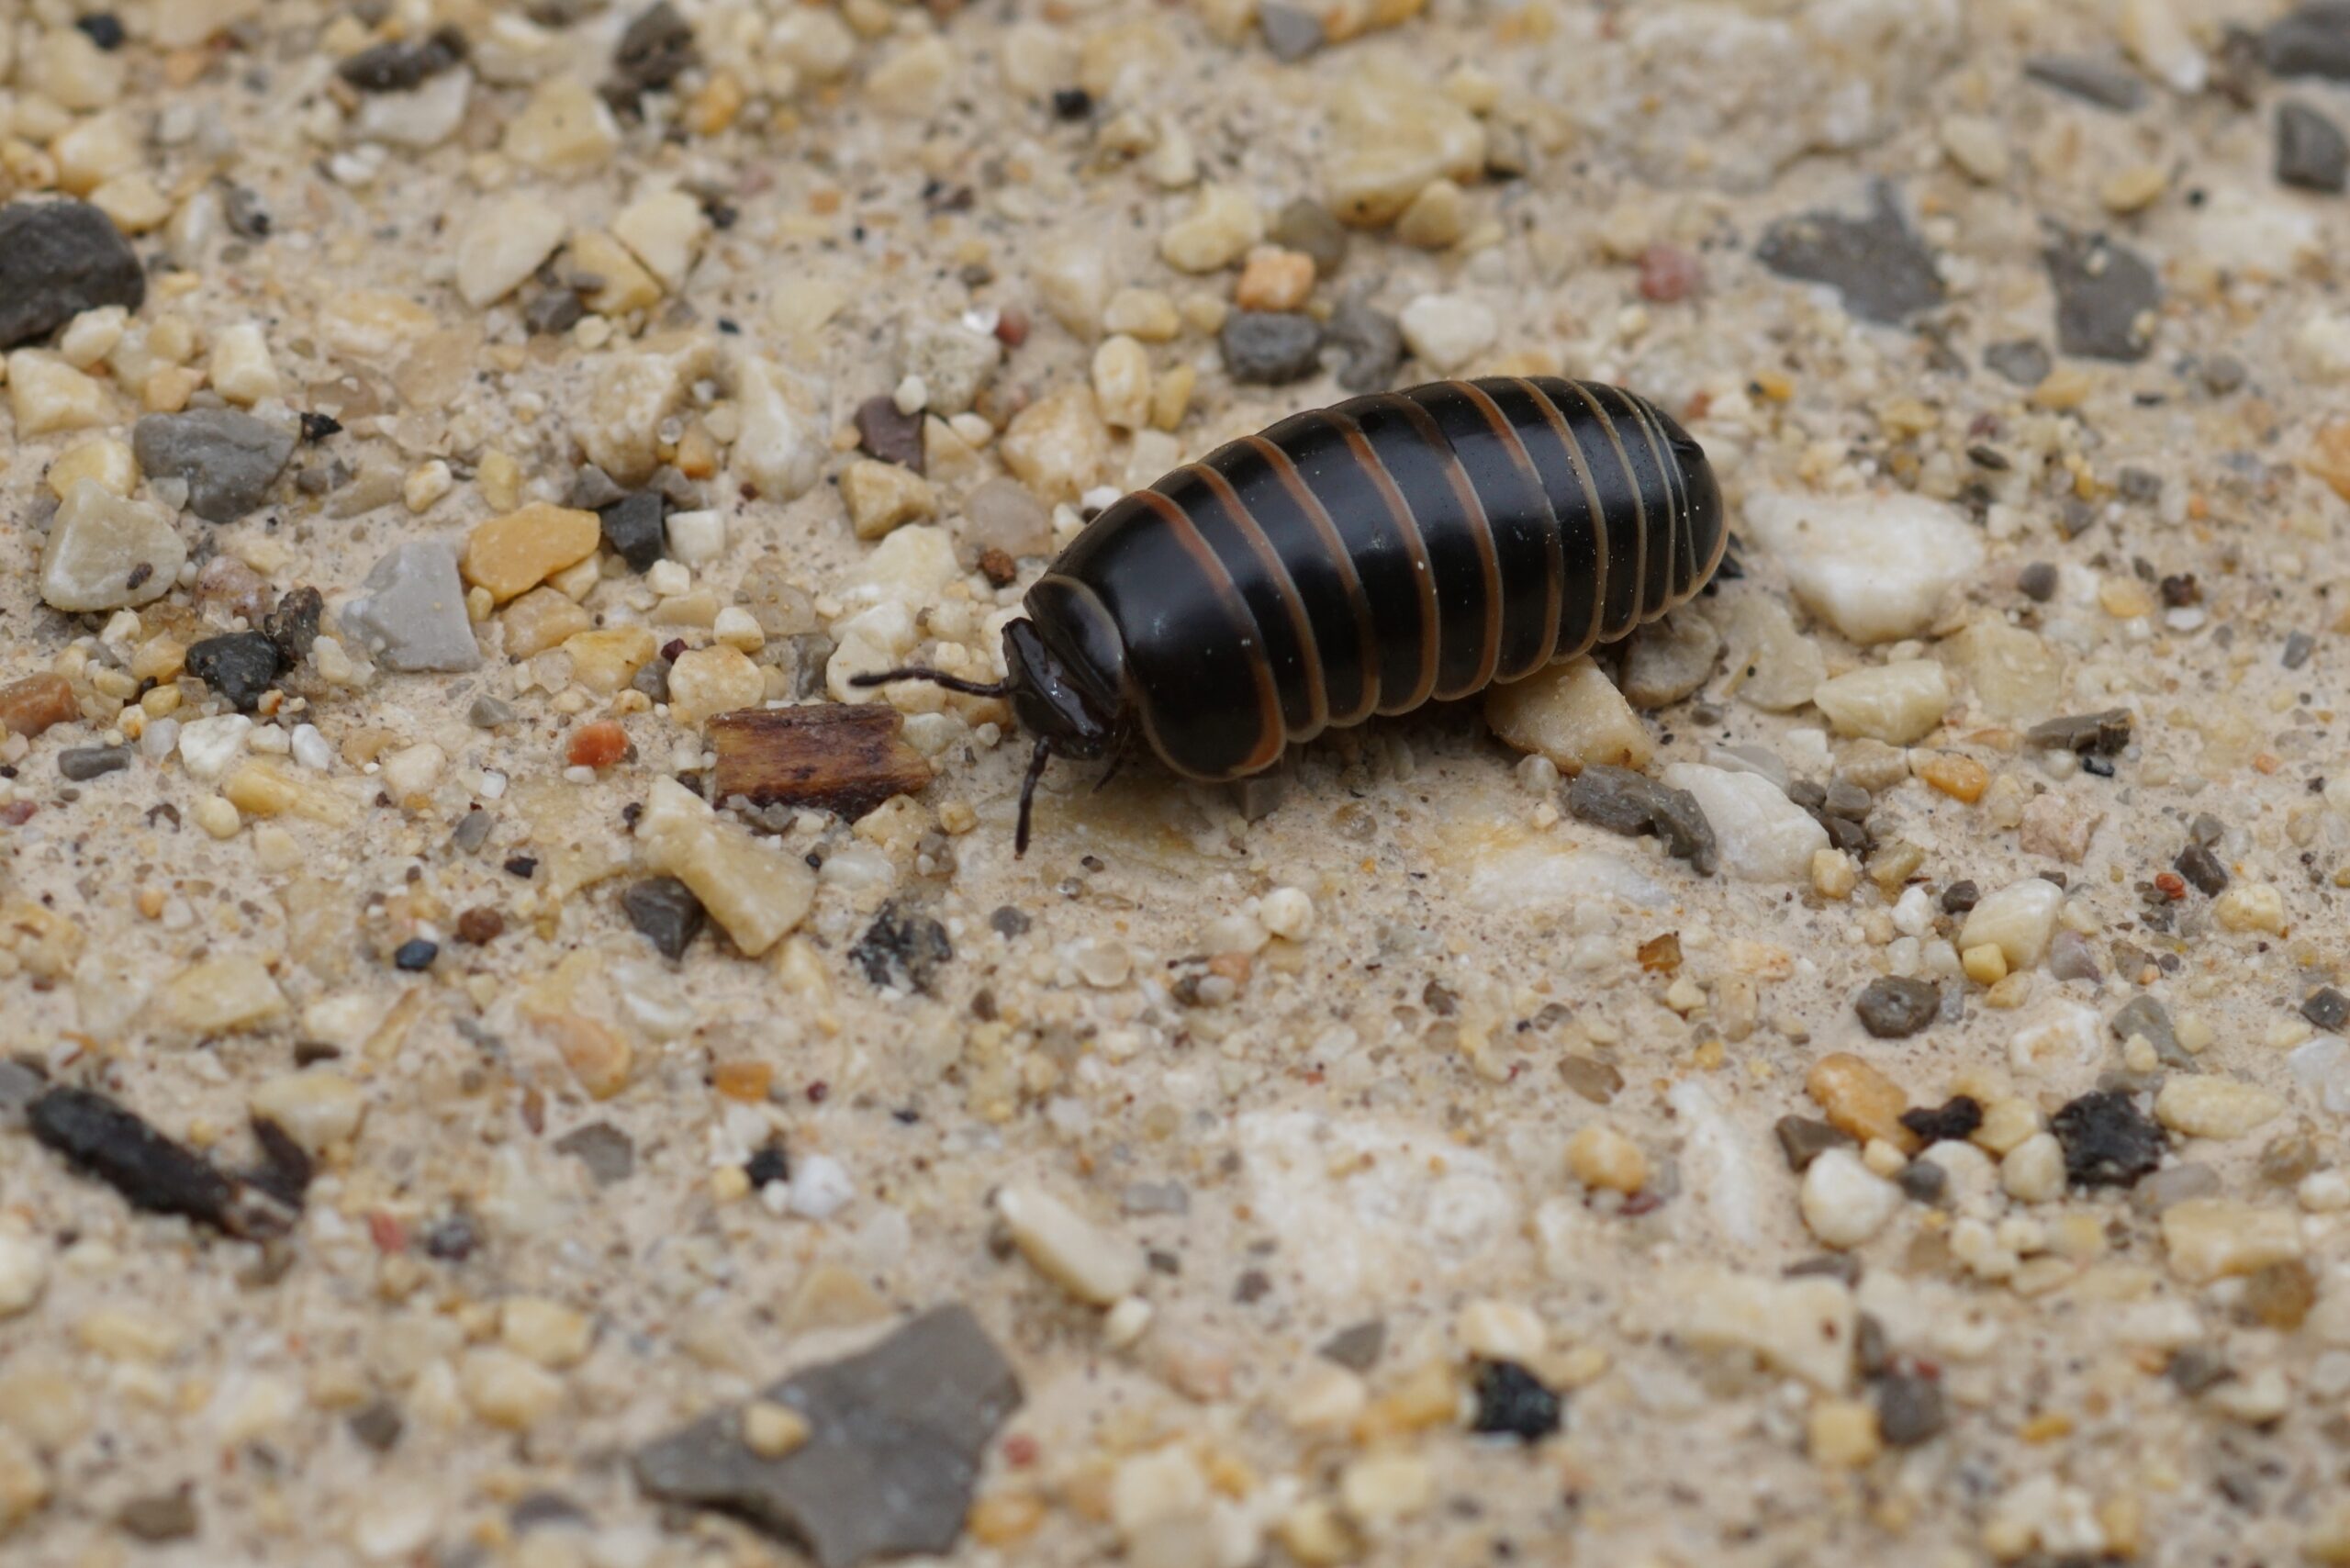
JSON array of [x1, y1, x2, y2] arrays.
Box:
[[553, 1121, 635, 1186], [1220, 310, 1324, 385], [1755, 184, 1944, 325], [116, 1488, 199, 1542], [2285, 630, 2318, 669], [2042, 230, 2161, 362], [57, 745, 131, 781], [1565, 764, 1718, 876], [2022, 54, 2148, 111], [2174, 841, 2229, 897], [0, 198, 147, 350], [1121, 1181, 1190, 1216], [2109, 993, 2180, 1057], [1325, 298, 1403, 393], [1773, 1115, 1854, 1172], [962, 476, 1053, 560], [2018, 561, 2059, 600], [132, 409, 297, 524], [632, 1305, 1022, 1568], [1874, 1372, 1949, 1447], [468, 694, 517, 728], [1855, 977, 1940, 1038], [340, 540, 483, 673], [2278, 102, 2349, 192], [2203, 353, 2248, 395], [2301, 986, 2349, 1032], [1259, 2, 1323, 61], [1318, 1319, 1386, 1372], [2047, 930, 2103, 982], [2132, 1161, 2220, 1212], [1984, 339, 2052, 386], [2264, 5, 2350, 79], [1270, 197, 1348, 276]]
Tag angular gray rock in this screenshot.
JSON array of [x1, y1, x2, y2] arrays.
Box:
[[632, 1305, 1022, 1568], [2042, 231, 2160, 362], [339, 541, 483, 672], [2266, 4, 2350, 79], [132, 410, 297, 523], [1756, 184, 1944, 325], [0, 199, 146, 349], [2277, 102, 2349, 192], [2022, 55, 2147, 111], [1619, 610, 1722, 709], [1220, 310, 1324, 385]]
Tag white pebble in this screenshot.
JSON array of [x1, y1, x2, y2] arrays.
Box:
[[1259, 886, 1315, 941], [788, 1154, 856, 1219], [666, 510, 725, 566], [176, 713, 252, 781], [892, 374, 929, 415], [1800, 1148, 1902, 1249], [290, 724, 333, 771]]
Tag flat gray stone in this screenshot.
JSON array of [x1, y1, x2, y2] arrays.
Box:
[[2022, 54, 2147, 111], [632, 1305, 1022, 1568], [1756, 184, 1944, 325], [1620, 610, 1721, 709], [2277, 101, 2348, 192], [339, 540, 482, 672], [132, 409, 297, 523], [2043, 231, 2160, 362], [2266, 4, 2350, 79]]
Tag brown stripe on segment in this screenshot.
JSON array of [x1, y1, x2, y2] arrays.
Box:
[[1188, 459, 1331, 738], [1336, 409, 1442, 713], [1456, 378, 1565, 680], [1132, 489, 1288, 777], [1388, 391, 1505, 696], [1513, 377, 1611, 661], [1246, 432, 1381, 729], [1558, 380, 1650, 641]]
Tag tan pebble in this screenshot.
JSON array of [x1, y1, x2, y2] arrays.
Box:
[[839, 458, 938, 540], [1807, 1398, 1882, 1468], [999, 385, 1112, 503], [1812, 660, 1951, 745], [504, 76, 620, 176], [1807, 1053, 1917, 1153], [2212, 883, 2286, 935], [667, 646, 766, 729], [499, 1298, 594, 1370], [2154, 1076, 2285, 1140], [250, 1070, 364, 1154], [742, 1400, 811, 1458], [2161, 1198, 2302, 1283], [1483, 656, 1651, 774], [1811, 849, 1858, 900], [1566, 1125, 1648, 1193], [994, 1183, 1143, 1306], [501, 587, 595, 659], [1916, 752, 1989, 803], [569, 230, 664, 316], [463, 504, 600, 603], [459, 1347, 565, 1431], [534, 1012, 632, 1100], [564, 627, 659, 696], [1235, 249, 1317, 312], [1159, 183, 1261, 273]]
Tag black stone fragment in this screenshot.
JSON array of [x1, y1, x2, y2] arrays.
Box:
[[393, 938, 438, 971], [554, 1122, 635, 1185], [263, 585, 324, 666], [58, 745, 130, 781], [422, 1210, 479, 1260], [851, 902, 953, 992], [622, 877, 706, 960], [1941, 879, 1981, 914], [184, 633, 282, 712], [1774, 1115, 1854, 1172], [2302, 987, 2350, 1031], [2043, 230, 2161, 362], [1896, 1160, 1948, 1204], [609, 2, 699, 105], [1471, 1361, 1562, 1442], [854, 396, 926, 473], [599, 491, 668, 573], [0, 198, 147, 350], [744, 1142, 790, 1189], [338, 26, 467, 92], [2175, 842, 2229, 896], [1565, 764, 1718, 877], [1221, 311, 1324, 385], [1325, 297, 1403, 393], [2265, 5, 2350, 79], [503, 855, 539, 879], [117, 1488, 198, 1542], [2022, 54, 2147, 110], [244, 1115, 315, 1211], [1985, 339, 2053, 387], [1051, 87, 1093, 119], [2051, 1090, 2165, 1188], [989, 905, 1031, 938], [1755, 183, 1944, 325], [28, 1086, 285, 1236], [75, 13, 129, 50], [1318, 1318, 1386, 1371], [1874, 1372, 1949, 1447], [1856, 977, 1940, 1039], [1898, 1095, 1983, 1146], [298, 410, 341, 443], [2027, 709, 2132, 756], [631, 1305, 1023, 1568], [2278, 102, 2350, 192]]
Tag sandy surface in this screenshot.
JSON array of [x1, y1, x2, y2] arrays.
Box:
[[8, 1, 2350, 1565]]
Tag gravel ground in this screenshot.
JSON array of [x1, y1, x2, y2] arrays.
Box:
[[8, 1, 2350, 1565]]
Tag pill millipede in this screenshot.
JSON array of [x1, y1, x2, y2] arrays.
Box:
[[859, 375, 1727, 852]]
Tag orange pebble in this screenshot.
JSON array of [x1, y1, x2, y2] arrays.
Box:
[[567, 721, 629, 769]]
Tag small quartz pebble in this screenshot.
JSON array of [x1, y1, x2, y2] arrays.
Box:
[[39, 481, 184, 613], [1801, 1148, 1903, 1248], [1259, 887, 1315, 941], [1660, 764, 1825, 884], [2154, 1077, 2285, 1140], [463, 504, 601, 602], [132, 410, 297, 524], [1397, 294, 1496, 373], [1743, 491, 1982, 644], [994, 1183, 1143, 1305]]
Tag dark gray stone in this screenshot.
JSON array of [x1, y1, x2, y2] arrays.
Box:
[[2278, 103, 2350, 192], [1874, 1372, 1948, 1446], [2285, 630, 2319, 669], [0, 199, 146, 350], [2022, 54, 2147, 110], [1855, 977, 1939, 1039], [338, 26, 466, 91], [622, 877, 706, 960], [849, 902, 953, 993], [1985, 339, 2053, 386], [2265, 4, 2350, 78], [1565, 765, 1718, 877], [1755, 185, 1943, 325], [132, 409, 297, 523], [599, 490, 667, 573], [2175, 841, 2229, 896], [610, 2, 699, 102], [28, 1085, 285, 1238], [2109, 994, 2178, 1056], [2301, 987, 2350, 1032], [468, 695, 517, 728], [2051, 1090, 2165, 1188], [117, 1488, 199, 1542], [1220, 311, 1323, 385], [632, 1305, 1022, 1568], [1325, 298, 1403, 393], [185, 633, 282, 712], [2017, 561, 2059, 600], [1259, 2, 1324, 61], [1896, 1160, 1947, 1204], [1774, 1115, 1854, 1172], [1619, 610, 1720, 708], [1318, 1318, 1386, 1371], [553, 1122, 635, 1186], [58, 745, 131, 781], [854, 396, 925, 473], [2027, 709, 2132, 756], [2043, 231, 2160, 362]]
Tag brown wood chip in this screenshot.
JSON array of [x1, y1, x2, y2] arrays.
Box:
[[709, 705, 932, 820]]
